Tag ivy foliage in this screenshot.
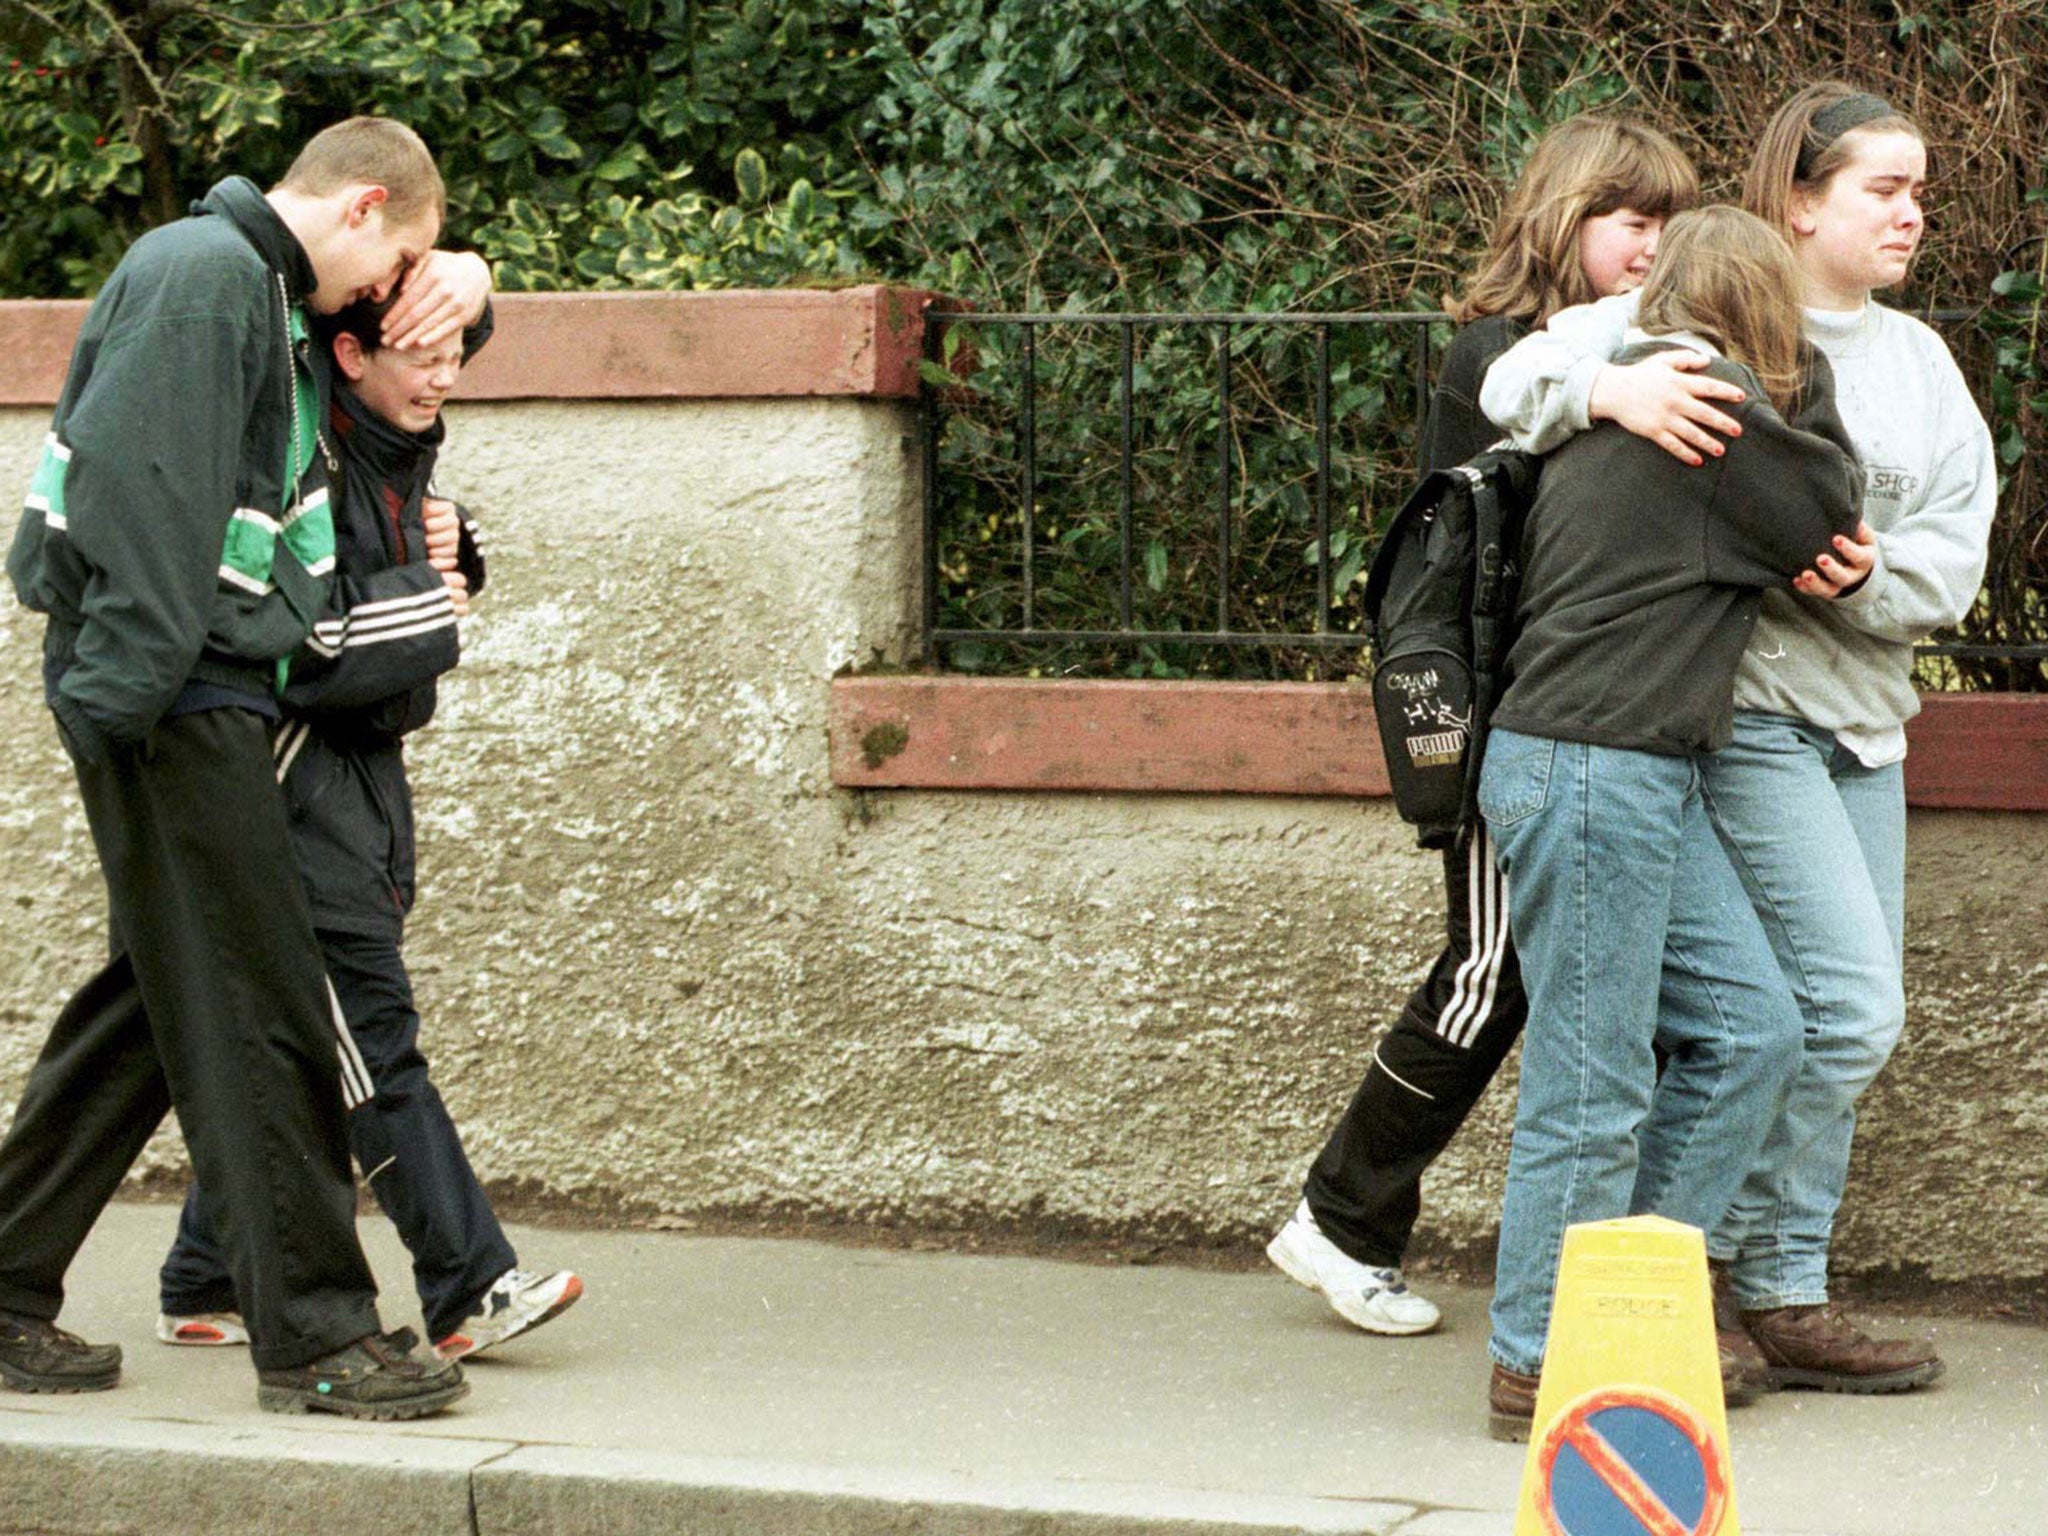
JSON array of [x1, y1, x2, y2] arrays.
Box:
[[0, 0, 880, 292], [2, 1, 2044, 682]]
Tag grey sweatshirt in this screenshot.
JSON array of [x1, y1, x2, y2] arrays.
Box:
[[1477, 290, 1995, 765]]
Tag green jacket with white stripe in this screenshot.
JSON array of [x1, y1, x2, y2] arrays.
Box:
[[8, 176, 336, 763]]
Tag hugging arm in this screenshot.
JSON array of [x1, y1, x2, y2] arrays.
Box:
[[1708, 394, 1866, 585], [1479, 290, 1745, 464]]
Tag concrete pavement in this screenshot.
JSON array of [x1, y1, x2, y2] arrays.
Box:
[[0, 1201, 2043, 1535]]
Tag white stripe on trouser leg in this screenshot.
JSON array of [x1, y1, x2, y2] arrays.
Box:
[[1435, 825, 1511, 1049], [1466, 850, 1512, 1045], [273, 720, 310, 783], [1372, 1043, 1438, 1102], [1442, 829, 1511, 1048], [330, 977, 374, 1110]]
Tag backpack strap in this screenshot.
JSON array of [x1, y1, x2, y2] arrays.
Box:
[[1460, 448, 1539, 821]]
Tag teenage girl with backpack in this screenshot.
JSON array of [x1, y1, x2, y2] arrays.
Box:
[[1475, 203, 1864, 1438], [1481, 83, 1995, 1396], [1268, 115, 1698, 1337]]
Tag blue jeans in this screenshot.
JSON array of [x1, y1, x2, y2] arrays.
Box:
[[1479, 728, 1805, 1375], [1699, 712, 1905, 1309]]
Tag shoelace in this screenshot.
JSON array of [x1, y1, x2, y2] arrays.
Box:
[[1812, 1304, 1875, 1342], [359, 1328, 434, 1372]]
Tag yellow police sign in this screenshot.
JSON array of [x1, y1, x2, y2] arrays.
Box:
[[1513, 1215, 1739, 1536]]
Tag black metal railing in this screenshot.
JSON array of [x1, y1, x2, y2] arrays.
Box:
[[921, 310, 1441, 671], [919, 306, 2047, 680]]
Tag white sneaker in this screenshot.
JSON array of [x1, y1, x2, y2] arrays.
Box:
[[434, 1267, 583, 1360], [1266, 1200, 1441, 1336], [157, 1311, 250, 1346]]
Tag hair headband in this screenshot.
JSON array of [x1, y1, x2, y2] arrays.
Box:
[[1797, 93, 1897, 179]]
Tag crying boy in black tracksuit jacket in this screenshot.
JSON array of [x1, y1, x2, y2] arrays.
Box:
[[159, 294, 585, 1362]]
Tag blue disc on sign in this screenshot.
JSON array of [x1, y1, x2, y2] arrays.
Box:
[[1548, 1402, 1708, 1535]]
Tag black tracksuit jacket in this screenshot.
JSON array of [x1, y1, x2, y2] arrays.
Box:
[[277, 383, 486, 937]]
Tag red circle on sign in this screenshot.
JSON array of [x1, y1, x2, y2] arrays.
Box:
[[1534, 1385, 1729, 1536]]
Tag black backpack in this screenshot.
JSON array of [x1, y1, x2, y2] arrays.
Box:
[[1362, 443, 1540, 848]]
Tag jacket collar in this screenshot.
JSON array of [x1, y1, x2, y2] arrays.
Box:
[[195, 177, 318, 301], [330, 383, 444, 482]]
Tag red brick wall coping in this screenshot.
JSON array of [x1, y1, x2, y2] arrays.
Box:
[[829, 677, 2048, 812], [0, 286, 941, 406], [832, 677, 1391, 798]]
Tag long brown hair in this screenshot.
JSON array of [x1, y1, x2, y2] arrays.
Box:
[[1451, 115, 1698, 325], [1742, 81, 1923, 240], [1634, 206, 1806, 414]]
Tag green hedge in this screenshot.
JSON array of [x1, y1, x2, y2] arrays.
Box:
[[3, 1, 2041, 682]]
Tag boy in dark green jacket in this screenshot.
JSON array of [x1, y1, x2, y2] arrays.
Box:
[[0, 117, 476, 1420]]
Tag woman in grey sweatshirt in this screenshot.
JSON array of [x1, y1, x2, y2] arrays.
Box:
[[1479, 83, 1995, 1396]]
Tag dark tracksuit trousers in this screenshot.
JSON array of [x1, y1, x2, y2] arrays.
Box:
[[1302, 823, 1526, 1267], [161, 754, 516, 1343], [0, 708, 380, 1371]]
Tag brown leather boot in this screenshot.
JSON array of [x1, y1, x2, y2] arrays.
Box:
[[1740, 1303, 1944, 1393], [1708, 1262, 1773, 1404], [1487, 1363, 1540, 1443]]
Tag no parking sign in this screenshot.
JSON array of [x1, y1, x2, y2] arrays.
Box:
[[1512, 1217, 1738, 1536], [1533, 1386, 1730, 1536]]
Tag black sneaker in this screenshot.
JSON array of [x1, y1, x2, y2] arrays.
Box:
[[0, 1309, 121, 1393], [256, 1329, 467, 1420]]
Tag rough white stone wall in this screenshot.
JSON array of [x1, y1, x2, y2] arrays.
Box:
[[2, 400, 2045, 1289]]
